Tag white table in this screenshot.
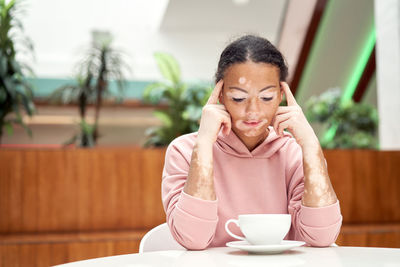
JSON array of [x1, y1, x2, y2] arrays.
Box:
[[56, 246, 400, 267]]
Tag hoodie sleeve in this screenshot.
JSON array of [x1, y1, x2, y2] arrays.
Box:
[[161, 137, 219, 250], [285, 139, 343, 247]]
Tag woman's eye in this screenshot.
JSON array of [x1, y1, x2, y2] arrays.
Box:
[[232, 98, 245, 102], [261, 97, 273, 101]]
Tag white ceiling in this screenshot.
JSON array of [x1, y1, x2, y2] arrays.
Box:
[[160, 0, 287, 43], [20, 0, 289, 79]]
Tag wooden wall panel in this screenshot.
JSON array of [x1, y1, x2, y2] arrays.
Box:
[[0, 235, 141, 267], [0, 148, 167, 234], [337, 224, 400, 248], [1, 149, 400, 231], [324, 150, 400, 223], [1, 148, 400, 267], [1, 227, 399, 267]]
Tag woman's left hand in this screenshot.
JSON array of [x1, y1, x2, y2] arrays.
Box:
[[272, 82, 318, 147]]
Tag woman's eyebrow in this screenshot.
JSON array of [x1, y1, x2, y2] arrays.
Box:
[[228, 85, 276, 93], [259, 85, 276, 92]]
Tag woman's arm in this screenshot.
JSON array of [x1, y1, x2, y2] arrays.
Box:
[[274, 82, 338, 208], [183, 140, 216, 200], [300, 136, 337, 207], [161, 80, 230, 250], [162, 140, 219, 250], [183, 80, 231, 201], [285, 139, 342, 247]]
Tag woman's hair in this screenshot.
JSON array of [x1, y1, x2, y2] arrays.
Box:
[[214, 34, 288, 84]]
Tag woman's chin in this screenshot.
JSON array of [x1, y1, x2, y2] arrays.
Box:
[[235, 127, 269, 138]]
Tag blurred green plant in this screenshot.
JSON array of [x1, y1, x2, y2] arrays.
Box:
[[142, 52, 211, 147], [0, 0, 35, 144], [305, 88, 378, 149], [50, 31, 130, 147], [65, 119, 95, 147]]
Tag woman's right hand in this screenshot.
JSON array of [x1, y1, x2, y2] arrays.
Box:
[[197, 80, 232, 145]]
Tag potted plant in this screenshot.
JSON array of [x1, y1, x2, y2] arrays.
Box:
[[142, 52, 211, 147], [50, 30, 130, 147], [0, 0, 35, 144], [305, 88, 378, 149]]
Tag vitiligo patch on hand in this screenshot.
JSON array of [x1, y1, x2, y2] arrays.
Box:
[[187, 145, 215, 199]]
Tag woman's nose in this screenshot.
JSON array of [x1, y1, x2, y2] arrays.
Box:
[[246, 97, 261, 113]]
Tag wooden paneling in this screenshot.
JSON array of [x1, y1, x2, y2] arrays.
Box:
[[0, 230, 144, 267], [324, 150, 400, 223], [337, 224, 400, 248], [0, 147, 167, 234], [1, 226, 399, 267], [2, 148, 398, 231], [0, 148, 399, 266]]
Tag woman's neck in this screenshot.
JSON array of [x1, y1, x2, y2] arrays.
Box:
[[234, 128, 270, 152]]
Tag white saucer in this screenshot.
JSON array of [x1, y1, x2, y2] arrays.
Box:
[[226, 240, 305, 254]]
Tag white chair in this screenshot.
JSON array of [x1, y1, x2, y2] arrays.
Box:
[[139, 223, 186, 253]]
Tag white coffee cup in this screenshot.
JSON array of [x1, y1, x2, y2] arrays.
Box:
[[225, 214, 291, 245]]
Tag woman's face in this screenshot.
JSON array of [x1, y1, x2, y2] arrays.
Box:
[[220, 61, 282, 145]]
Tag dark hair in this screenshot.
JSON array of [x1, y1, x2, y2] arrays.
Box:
[[214, 35, 288, 84]]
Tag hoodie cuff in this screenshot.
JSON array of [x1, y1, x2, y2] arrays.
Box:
[[177, 191, 218, 221], [299, 200, 342, 227]]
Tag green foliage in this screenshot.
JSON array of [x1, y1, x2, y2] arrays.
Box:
[[0, 0, 35, 143], [142, 52, 211, 147], [49, 31, 130, 147], [305, 88, 378, 149], [63, 119, 95, 147]]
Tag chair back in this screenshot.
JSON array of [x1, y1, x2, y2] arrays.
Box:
[[139, 223, 186, 253]]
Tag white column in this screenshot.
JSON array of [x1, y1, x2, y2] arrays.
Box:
[[374, 0, 400, 150]]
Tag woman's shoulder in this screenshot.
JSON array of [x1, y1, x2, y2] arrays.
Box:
[[167, 132, 198, 153]]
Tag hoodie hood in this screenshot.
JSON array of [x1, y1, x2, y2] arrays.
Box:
[[215, 126, 293, 158]]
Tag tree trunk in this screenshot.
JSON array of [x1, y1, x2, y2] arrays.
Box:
[[78, 93, 87, 121], [0, 123, 3, 145], [79, 72, 92, 121], [0, 113, 7, 145], [93, 49, 107, 143]]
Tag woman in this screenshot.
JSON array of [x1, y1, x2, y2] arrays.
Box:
[[162, 35, 342, 250]]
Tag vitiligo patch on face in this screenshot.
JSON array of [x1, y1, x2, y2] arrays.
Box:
[[226, 92, 237, 98], [238, 77, 246, 84], [235, 119, 269, 137]]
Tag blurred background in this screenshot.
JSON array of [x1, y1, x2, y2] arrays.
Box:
[[1, 0, 399, 266]]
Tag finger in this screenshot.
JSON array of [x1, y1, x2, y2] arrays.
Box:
[[273, 112, 294, 132], [277, 118, 292, 136], [274, 114, 292, 135], [208, 104, 227, 111], [209, 107, 231, 135], [280, 81, 297, 106], [211, 107, 230, 118], [207, 80, 224, 105], [221, 114, 232, 136], [275, 106, 299, 115]]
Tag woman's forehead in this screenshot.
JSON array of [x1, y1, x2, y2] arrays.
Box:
[[224, 62, 280, 83]]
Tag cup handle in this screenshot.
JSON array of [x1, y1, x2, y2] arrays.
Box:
[[225, 219, 246, 241]]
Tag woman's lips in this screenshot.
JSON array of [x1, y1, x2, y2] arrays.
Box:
[[243, 121, 261, 127]]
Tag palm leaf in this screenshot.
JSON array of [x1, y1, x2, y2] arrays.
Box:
[[153, 110, 172, 128], [4, 121, 13, 135], [143, 82, 167, 104], [154, 52, 181, 84]]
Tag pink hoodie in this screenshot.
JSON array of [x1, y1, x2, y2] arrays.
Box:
[[162, 127, 342, 250]]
